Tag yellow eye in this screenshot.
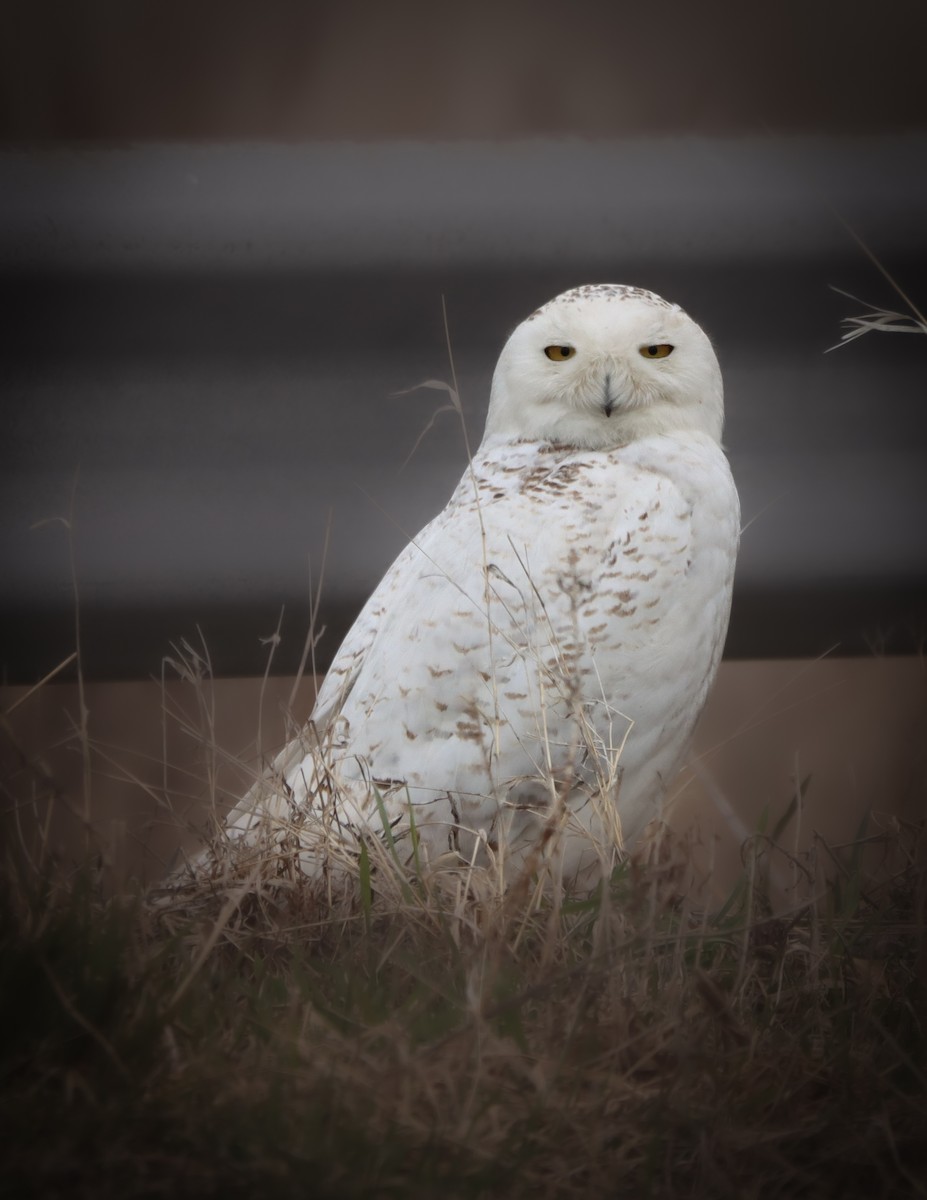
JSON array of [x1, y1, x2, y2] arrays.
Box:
[[544, 345, 576, 361], [639, 343, 674, 359]]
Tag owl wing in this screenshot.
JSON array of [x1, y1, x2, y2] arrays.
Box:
[[310, 514, 452, 733], [213, 503, 458, 834]]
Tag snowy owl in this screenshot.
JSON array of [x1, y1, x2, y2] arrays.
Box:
[[175, 284, 739, 893]]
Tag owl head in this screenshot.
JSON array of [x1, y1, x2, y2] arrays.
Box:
[[484, 284, 725, 450]]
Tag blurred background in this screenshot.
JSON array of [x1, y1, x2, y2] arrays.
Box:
[[1, 0, 925, 893]]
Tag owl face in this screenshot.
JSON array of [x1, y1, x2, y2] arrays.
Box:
[[484, 285, 724, 450]]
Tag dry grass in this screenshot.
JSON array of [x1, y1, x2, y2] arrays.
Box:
[[2, 729, 925, 1200]]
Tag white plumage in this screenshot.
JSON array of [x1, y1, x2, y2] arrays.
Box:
[[182, 284, 739, 890]]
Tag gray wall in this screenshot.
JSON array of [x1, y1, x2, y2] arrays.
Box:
[[2, 138, 926, 680]]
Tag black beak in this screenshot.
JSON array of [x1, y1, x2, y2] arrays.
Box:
[[603, 373, 614, 418]]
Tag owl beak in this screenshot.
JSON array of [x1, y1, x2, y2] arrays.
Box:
[[602, 373, 615, 418]]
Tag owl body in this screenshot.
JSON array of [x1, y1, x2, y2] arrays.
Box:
[[196, 285, 739, 888], [298, 430, 737, 878]]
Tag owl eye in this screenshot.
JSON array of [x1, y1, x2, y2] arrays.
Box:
[[544, 345, 576, 361], [640, 344, 674, 359]]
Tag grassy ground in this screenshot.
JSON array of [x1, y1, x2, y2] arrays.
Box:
[[1, 801, 924, 1199]]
